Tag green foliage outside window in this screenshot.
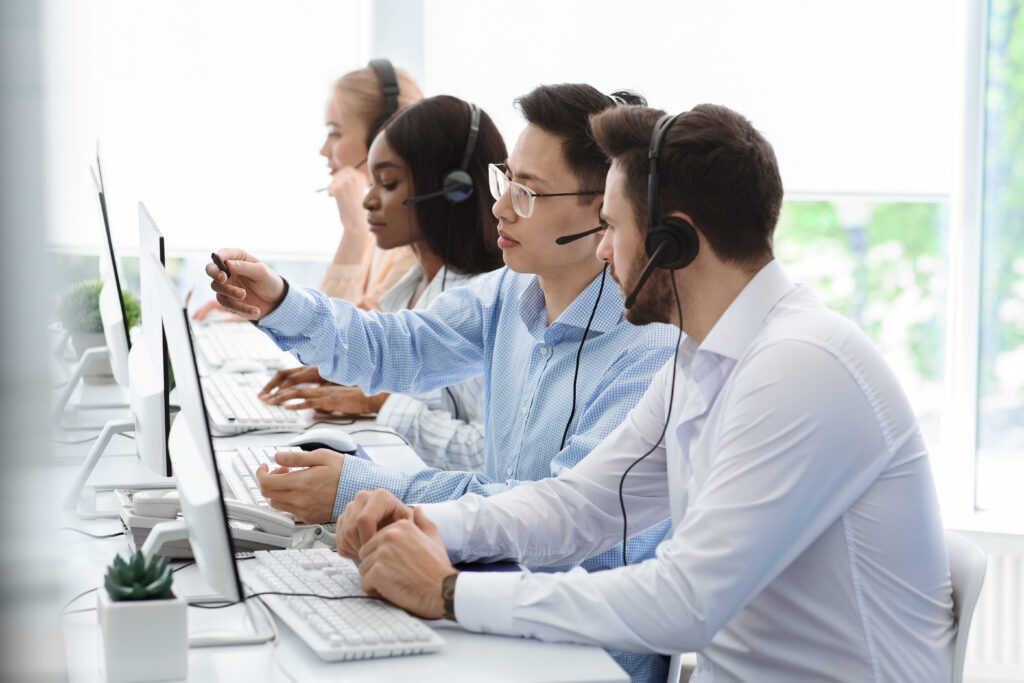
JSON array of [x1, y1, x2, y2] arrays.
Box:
[[776, 200, 947, 385], [980, 0, 1024, 402]]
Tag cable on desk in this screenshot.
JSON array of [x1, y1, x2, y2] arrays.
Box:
[[188, 590, 280, 648], [309, 418, 357, 428], [58, 527, 125, 539], [211, 427, 301, 439], [190, 591, 383, 610], [347, 428, 411, 446], [59, 561, 197, 616]]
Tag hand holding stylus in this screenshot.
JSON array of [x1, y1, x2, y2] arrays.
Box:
[[205, 248, 287, 321]]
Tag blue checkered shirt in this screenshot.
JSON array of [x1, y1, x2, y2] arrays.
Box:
[[259, 267, 674, 682]]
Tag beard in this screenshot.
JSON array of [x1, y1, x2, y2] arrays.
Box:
[[615, 253, 677, 326]]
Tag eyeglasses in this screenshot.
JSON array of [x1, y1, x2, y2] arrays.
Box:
[[488, 163, 602, 219]]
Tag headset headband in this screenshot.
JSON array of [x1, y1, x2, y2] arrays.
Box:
[[402, 100, 482, 206], [648, 112, 681, 232], [460, 103, 481, 173], [367, 58, 400, 117]]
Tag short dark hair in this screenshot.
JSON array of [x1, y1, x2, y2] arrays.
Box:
[[515, 84, 646, 201], [383, 95, 506, 275], [590, 104, 783, 265]]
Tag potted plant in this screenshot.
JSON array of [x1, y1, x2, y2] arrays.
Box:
[[97, 551, 187, 682], [57, 280, 140, 380]]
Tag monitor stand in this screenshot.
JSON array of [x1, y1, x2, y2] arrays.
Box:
[[143, 519, 276, 648]]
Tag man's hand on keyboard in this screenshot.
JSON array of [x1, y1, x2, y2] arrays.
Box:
[[263, 383, 389, 415], [337, 489, 414, 559], [357, 506, 456, 621], [206, 248, 286, 320], [255, 449, 344, 524]]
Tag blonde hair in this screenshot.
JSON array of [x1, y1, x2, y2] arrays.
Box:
[[334, 65, 424, 137]]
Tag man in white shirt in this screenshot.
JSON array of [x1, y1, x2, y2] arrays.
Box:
[[339, 103, 957, 681]]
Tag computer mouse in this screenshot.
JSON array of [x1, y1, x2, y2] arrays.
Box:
[[286, 427, 358, 454], [219, 358, 267, 374]]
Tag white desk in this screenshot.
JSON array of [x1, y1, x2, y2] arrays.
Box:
[[54, 382, 628, 682]]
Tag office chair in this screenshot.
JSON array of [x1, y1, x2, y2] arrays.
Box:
[[946, 530, 987, 683]]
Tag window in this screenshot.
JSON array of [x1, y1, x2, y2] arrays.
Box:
[[976, 0, 1024, 512], [776, 200, 949, 452]]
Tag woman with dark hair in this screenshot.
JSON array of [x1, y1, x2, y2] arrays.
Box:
[[259, 95, 506, 474]]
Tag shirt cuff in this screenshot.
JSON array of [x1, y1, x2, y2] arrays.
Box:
[[418, 502, 467, 561], [331, 475, 348, 521], [453, 570, 520, 636], [334, 454, 412, 513], [257, 280, 320, 337]]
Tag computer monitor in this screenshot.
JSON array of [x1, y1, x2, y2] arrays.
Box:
[[93, 166, 131, 388], [95, 146, 132, 353], [152, 252, 243, 602], [51, 160, 133, 421], [129, 203, 174, 477]]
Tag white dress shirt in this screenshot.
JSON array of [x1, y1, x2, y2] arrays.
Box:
[[423, 260, 955, 682]]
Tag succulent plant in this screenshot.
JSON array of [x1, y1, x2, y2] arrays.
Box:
[[104, 551, 174, 601]]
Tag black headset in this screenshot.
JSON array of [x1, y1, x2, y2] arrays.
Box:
[[398, 101, 482, 421], [623, 112, 700, 309], [402, 102, 481, 206], [366, 58, 401, 148], [618, 111, 690, 566]]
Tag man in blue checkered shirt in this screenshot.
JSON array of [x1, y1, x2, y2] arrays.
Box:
[[209, 84, 677, 683]]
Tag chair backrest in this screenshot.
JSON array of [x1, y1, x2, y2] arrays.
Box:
[[946, 530, 987, 683]]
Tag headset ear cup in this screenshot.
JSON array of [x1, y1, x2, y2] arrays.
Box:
[[442, 170, 474, 204], [646, 217, 699, 270]]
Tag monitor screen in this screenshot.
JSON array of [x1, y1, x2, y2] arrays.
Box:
[[154, 253, 243, 602], [92, 165, 132, 352], [135, 202, 174, 477]]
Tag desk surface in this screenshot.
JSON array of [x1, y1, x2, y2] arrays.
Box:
[[54, 380, 628, 682]]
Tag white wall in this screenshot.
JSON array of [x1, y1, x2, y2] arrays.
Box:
[[421, 0, 955, 199], [42, 0, 956, 250], [44, 0, 369, 256]]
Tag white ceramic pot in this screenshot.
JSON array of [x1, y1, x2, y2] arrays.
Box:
[[97, 588, 188, 682]]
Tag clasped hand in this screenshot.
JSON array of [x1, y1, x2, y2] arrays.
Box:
[[338, 489, 455, 620]]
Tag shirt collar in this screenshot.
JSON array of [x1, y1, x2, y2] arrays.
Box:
[[518, 268, 624, 342], [698, 259, 795, 361]]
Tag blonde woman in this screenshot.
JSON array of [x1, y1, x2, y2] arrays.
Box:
[[194, 59, 421, 319]]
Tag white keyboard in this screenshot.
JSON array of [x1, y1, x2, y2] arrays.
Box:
[[241, 548, 445, 661], [194, 322, 288, 369], [202, 372, 312, 434], [219, 445, 303, 506]]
